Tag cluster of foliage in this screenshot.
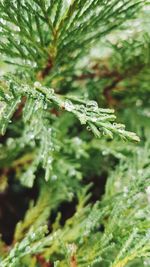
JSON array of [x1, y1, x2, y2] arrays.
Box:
[[0, 1, 150, 267]]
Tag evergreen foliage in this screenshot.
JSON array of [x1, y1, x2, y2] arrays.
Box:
[[0, 1, 150, 267]]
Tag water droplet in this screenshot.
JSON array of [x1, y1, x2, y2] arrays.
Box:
[[44, 102, 48, 110], [0, 18, 6, 25], [73, 137, 82, 145], [25, 245, 31, 252], [79, 114, 87, 124], [135, 210, 145, 219], [68, 192, 74, 200], [47, 157, 53, 164], [5, 93, 13, 100], [49, 88, 54, 94], [114, 123, 125, 130], [34, 81, 42, 88], [114, 181, 121, 190], [6, 138, 14, 146], [27, 132, 34, 140], [64, 100, 74, 111], [69, 169, 76, 176], [14, 25, 20, 32], [146, 186, 150, 203], [86, 100, 98, 110], [67, 243, 77, 255], [123, 186, 129, 197], [51, 175, 57, 181], [136, 99, 142, 107], [92, 256, 102, 265], [91, 117, 97, 122], [33, 62, 37, 67], [102, 150, 108, 156], [54, 260, 60, 267], [86, 126, 91, 131], [30, 232, 36, 240]]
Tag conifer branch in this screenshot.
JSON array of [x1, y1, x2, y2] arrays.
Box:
[[0, 75, 140, 142]]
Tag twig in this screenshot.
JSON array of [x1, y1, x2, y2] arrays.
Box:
[[36, 254, 53, 267], [70, 255, 77, 267], [37, 57, 53, 80]]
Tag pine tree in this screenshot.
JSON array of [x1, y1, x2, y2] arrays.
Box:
[[0, 1, 150, 266]]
